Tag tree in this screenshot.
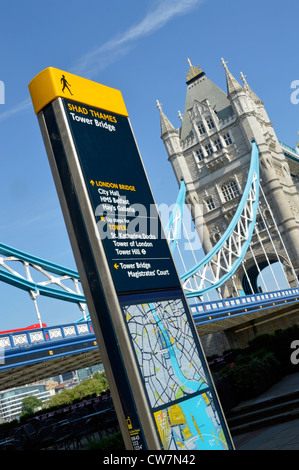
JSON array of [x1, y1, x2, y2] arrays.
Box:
[[44, 371, 109, 409], [93, 371, 109, 391], [21, 396, 42, 417]]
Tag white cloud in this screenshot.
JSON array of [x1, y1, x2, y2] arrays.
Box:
[[72, 0, 204, 77], [0, 0, 204, 121], [0, 98, 31, 122]]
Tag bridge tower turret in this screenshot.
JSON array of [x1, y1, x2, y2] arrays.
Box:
[[158, 59, 299, 299]]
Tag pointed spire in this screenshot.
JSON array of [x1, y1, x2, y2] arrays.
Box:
[[156, 100, 177, 137], [240, 71, 263, 104], [240, 71, 248, 87], [221, 58, 242, 95]]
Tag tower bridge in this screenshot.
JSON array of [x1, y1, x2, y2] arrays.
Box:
[[0, 287, 298, 390], [157, 58, 299, 354], [0, 59, 298, 393], [158, 59, 299, 293]]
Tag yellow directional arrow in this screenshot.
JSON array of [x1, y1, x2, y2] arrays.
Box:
[[90, 180, 95, 186], [114, 263, 119, 269]]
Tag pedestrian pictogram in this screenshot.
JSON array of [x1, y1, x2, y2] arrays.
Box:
[[61, 75, 73, 95]]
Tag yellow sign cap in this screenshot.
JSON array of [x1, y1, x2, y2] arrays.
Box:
[[28, 67, 128, 117]]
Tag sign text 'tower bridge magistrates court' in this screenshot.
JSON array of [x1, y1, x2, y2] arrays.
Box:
[[29, 67, 234, 451]]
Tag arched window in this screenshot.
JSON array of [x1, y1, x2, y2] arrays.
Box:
[[205, 196, 216, 211], [206, 117, 215, 129], [221, 179, 240, 202], [264, 209, 272, 227], [213, 232, 221, 243], [205, 143, 213, 155], [197, 122, 206, 135], [223, 133, 232, 145], [195, 148, 204, 161], [214, 138, 222, 151], [254, 215, 266, 233]]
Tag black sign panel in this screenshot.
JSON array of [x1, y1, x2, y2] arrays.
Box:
[[63, 99, 180, 295], [35, 91, 234, 451]]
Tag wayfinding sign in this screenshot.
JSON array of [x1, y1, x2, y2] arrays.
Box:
[[29, 68, 234, 451], [63, 99, 180, 295]]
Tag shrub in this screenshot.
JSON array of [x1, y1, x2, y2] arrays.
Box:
[[87, 432, 125, 450], [228, 350, 280, 399], [247, 326, 299, 374], [248, 333, 274, 352]]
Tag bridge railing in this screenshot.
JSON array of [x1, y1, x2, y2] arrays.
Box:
[[279, 141, 299, 161], [1, 289, 298, 351], [190, 287, 299, 323], [0, 321, 94, 350]]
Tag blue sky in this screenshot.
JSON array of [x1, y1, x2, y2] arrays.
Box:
[[0, 0, 298, 330]]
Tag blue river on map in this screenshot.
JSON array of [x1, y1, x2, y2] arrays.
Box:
[[148, 303, 231, 450], [149, 303, 207, 393], [171, 394, 227, 450]]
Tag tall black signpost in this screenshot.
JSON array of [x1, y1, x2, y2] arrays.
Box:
[[29, 68, 234, 451]]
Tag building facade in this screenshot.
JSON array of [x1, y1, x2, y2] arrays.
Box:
[[158, 59, 299, 297], [0, 384, 54, 422], [157, 59, 299, 354]]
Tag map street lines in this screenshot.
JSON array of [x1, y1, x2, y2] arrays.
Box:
[[122, 298, 207, 407], [122, 297, 229, 450]]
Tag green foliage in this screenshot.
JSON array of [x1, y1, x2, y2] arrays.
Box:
[[44, 371, 108, 409], [248, 333, 274, 351], [229, 350, 280, 396], [215, 346, 281, 401], [20, 396, 43, 418], [87, 432, 125, 451], [247, 325, 299, 374]]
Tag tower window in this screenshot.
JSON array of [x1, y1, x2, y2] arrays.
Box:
[[254, 216, 266, 233], [264, 209, 272, 227], [221, 179, 240, 202], [197, 122, 206, 135], [214, 138, 222, 151], [213, 232, 221, 243], [206, 196, 216, 211], [205, 143, 213, 155], [223, 133, 232, 145], [195, 148, 204, 161], [206, 117, 215, 129]]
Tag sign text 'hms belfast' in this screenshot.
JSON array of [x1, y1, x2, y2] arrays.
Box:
[[29, 68, 234, 451]]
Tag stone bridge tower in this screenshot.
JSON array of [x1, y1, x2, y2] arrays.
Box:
[[157, 59, 299, 298]]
